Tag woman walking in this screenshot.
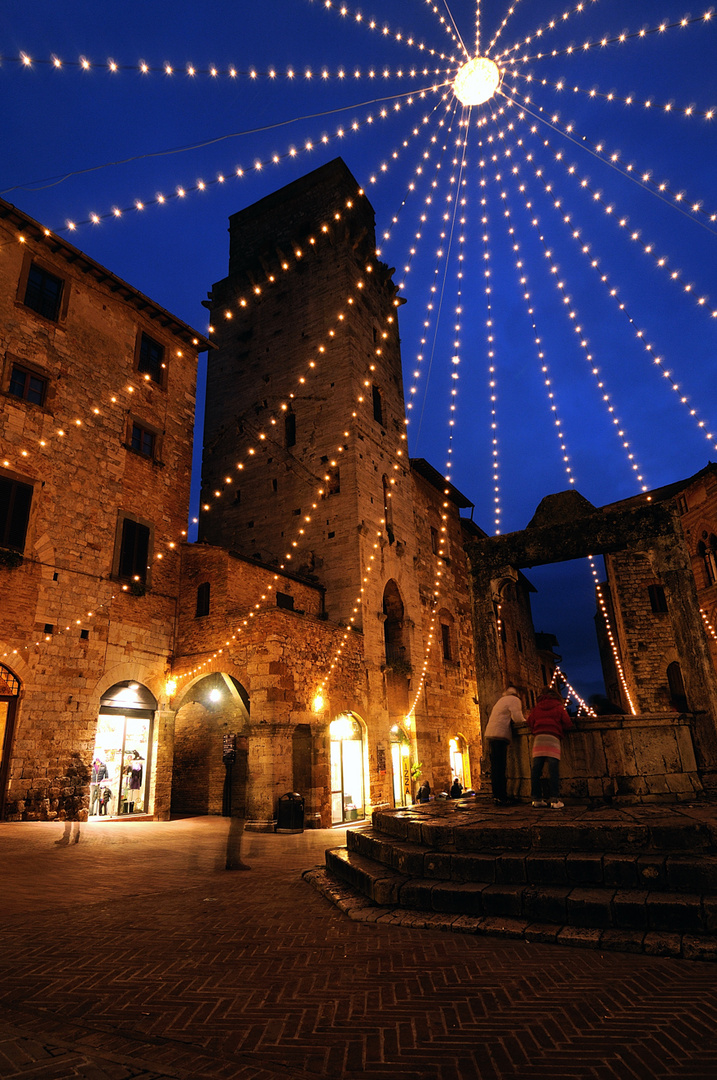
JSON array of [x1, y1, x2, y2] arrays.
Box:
[[527, 688, 573, 808]]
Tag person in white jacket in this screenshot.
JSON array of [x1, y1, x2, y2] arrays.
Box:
[[484, 687, 525, 805]]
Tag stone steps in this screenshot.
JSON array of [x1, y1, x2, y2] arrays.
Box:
[[314, 802, 717, 958], [346, 825, 717, 893], [325, 846, 715, 938]]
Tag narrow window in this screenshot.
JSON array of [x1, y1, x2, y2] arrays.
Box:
[[441, 622, 452, 661], [431, 527, 439, 555], [118, 518, 150, 583], [698, 537, 717, 586], [648, 584, 668, 613], [383, 475, 394, 543], [285, 412, 296, 448], [195, 582, 210, 617], [24, 263, 63, 321], [516, 630, 523, 654], [276, 592, 294, 610], [0, 476, 33, 551], [138, 333, 165, 385], [372, 384, 383, 425], [9, 364, 47, 406], [130, 422, 156, 459]]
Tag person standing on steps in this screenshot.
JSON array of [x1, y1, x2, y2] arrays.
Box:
[[527, 687, 573, 809], [484, 686, 525, 805]]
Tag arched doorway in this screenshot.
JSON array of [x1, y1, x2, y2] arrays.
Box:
[[329, 713, 366, 825], [667, 661, 689, 713], [0, 663, 20, 820], [449, 734, 471, 791], [171, 672, 250, 817], [390, 725, 412, 807], [91, 681, 157, 818]]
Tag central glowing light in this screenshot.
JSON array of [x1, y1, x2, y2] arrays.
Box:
[[453, 56, 501, 106]]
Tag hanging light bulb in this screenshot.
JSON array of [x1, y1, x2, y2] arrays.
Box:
[[453, 57, 501, 106]]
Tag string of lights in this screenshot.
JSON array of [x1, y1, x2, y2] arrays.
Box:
[[485, 0, 527, 57], [508, 127, 717, 459], [511, 66, 717, 126], [589, 556, 637, 715], [497, 158, 577, 491], [500, 84, 717, 233], [498, 10, 712, 64], [493, 0, 601, 60], [701, 607, 717, 645], [551, 665, 597, 717], [25, 86, 440, 236], [477, 154, 502, 535], [312, 0, 463, 62], [494, 125, 650, 493], [8, 52, 450, 82]]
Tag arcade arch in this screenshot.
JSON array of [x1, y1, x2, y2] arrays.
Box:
[[171, 672, 250, 817]]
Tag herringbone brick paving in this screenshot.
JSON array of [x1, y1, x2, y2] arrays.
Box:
[[1, 818, 716, 1079]]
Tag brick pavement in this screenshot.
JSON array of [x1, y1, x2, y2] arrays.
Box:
[[1, 817, 717, 1079]]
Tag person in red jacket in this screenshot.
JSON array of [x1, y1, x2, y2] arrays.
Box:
[[527, 687, 573, 809]]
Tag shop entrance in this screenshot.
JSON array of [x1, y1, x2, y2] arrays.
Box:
[[449, 734, 470, 791], [91, 682, 156, 818], [330, 713, 366, 825], [0, 664, 20, 819], [390, 725, 412, 807]]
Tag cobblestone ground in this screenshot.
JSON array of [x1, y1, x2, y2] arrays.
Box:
[[1, 817, 717, 1080]]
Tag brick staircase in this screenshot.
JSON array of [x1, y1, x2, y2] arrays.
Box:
[[309, 797, 717, 960]]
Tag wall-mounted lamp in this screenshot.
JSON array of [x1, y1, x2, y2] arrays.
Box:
[[165, 679, 177, 698]]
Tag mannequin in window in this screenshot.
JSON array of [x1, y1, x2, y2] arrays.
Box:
[[90, 757, 108, 815], [124, 749, 144, 813]]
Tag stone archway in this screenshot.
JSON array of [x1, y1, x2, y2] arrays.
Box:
[[466, 490, 717, 796], [171, 672, 250, 816]]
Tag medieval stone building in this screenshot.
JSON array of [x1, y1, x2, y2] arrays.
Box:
[[0, 196, 210, 822]]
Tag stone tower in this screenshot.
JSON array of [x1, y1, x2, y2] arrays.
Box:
[[200, 159, 414, 643]]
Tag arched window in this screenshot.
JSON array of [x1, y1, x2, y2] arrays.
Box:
[[697, 534, 717, 586], [383, 580, 408, 670], [666, 661, 689, 713]]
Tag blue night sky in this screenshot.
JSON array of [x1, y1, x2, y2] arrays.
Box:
[[3, 1, 717, 696]]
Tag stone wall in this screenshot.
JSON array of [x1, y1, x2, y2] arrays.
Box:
[[506, 715, 702, 803]]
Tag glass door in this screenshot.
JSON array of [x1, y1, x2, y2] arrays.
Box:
[[330, 715, 365, 825], [390, 734, 411, 807]]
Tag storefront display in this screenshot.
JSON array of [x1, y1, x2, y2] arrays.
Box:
[[90, 711, 152, 818]]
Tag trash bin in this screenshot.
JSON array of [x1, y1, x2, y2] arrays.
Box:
[[275, 791, 304, 834]]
